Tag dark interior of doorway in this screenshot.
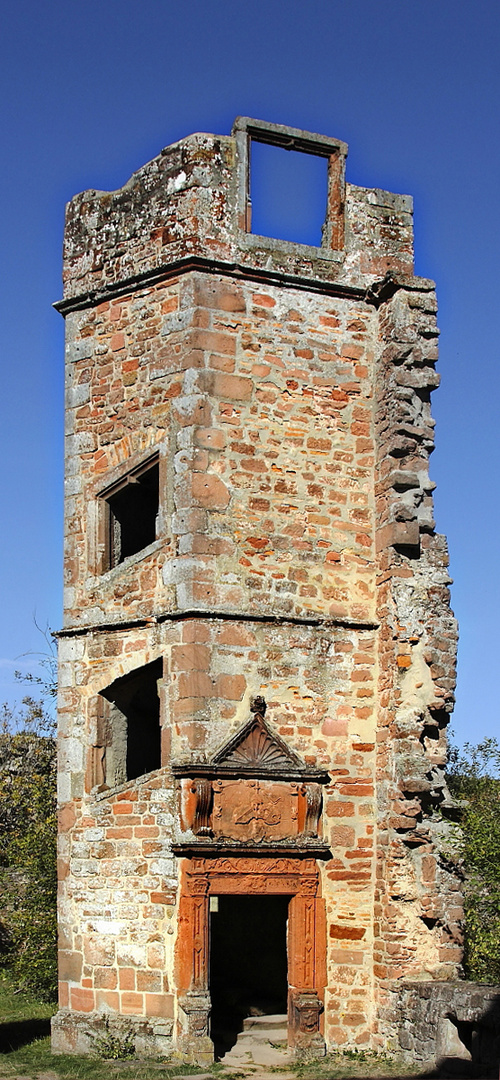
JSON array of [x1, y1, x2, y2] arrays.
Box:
[[209, 894, 290, 1059]]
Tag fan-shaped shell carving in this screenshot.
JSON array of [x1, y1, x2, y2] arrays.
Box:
[[223, 721, 292, 768]]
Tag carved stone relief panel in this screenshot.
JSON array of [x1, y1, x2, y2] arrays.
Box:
[[179, 777, 324, 843], [212, 779, 296, 841]]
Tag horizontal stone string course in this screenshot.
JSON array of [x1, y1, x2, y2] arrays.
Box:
[[53, 118, 464, 1068]]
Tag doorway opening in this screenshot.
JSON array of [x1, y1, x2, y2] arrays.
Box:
[[209, 894, 290, 1059]]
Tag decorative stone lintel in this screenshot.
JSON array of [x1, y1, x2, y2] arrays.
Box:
[[172, 840, 331, 858]]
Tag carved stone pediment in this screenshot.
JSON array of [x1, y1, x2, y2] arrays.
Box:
[[173, 699, 328, 783], [212, 709, 303, 774], [173, 699, 330, 855]]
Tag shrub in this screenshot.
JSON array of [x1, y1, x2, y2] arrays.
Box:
[[90, 1017, 136, 1060], [0, 676, 57, 1001], [447, 737, 500, 982]]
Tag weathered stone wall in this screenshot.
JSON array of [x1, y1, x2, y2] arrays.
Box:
[[61, 122, 413, 303], [54, 119, 460, 1061], [393, 982, 500, 1076], [62, 270, 379, 626], [56, 615, 382, 1050], [372, 278, 462, 1050]]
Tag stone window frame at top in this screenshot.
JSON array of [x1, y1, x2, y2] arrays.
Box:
[[232, 116, 348, 260], [94, 448, 166, 577]]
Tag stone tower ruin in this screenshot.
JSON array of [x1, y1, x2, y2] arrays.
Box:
[[52, 118, 460, 1062]]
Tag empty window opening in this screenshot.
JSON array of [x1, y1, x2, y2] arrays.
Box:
[[100, 658, 162, 784], [102, 456, 159, 569], [209, 894, 290, 1059], [250, 141, 328, 247]]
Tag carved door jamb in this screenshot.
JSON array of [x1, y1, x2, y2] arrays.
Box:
[[176, 856, 326, 1057]]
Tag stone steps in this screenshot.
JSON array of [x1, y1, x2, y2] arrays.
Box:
[[222, 1014, 292, 1067], [243, 1013, 288, 1032]]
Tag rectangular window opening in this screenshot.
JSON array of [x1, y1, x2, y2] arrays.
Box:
[[99, 658, 163, 785], [250, 140, 328, 248], [102, 455, 159, 570]]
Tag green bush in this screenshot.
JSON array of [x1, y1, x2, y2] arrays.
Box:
[[0, 677, 57, 1001], [447, 737, 500, 982]]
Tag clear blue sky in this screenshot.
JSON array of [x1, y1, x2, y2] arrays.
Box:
[[1, 0, 498, 745]]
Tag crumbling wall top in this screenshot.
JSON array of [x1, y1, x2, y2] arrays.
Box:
[[59, 118, 414, 308]]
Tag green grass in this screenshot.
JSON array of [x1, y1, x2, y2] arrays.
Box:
[[0, 971, 54, 1076], [0, 973, 206, 1080], [274, 1048, 433, 1079]]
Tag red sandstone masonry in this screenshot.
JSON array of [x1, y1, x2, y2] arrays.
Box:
[[62, 273, 377, 628]]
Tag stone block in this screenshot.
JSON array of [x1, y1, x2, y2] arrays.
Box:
[[58, 951, 83, 982], [145, 993, 174, 1018]]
